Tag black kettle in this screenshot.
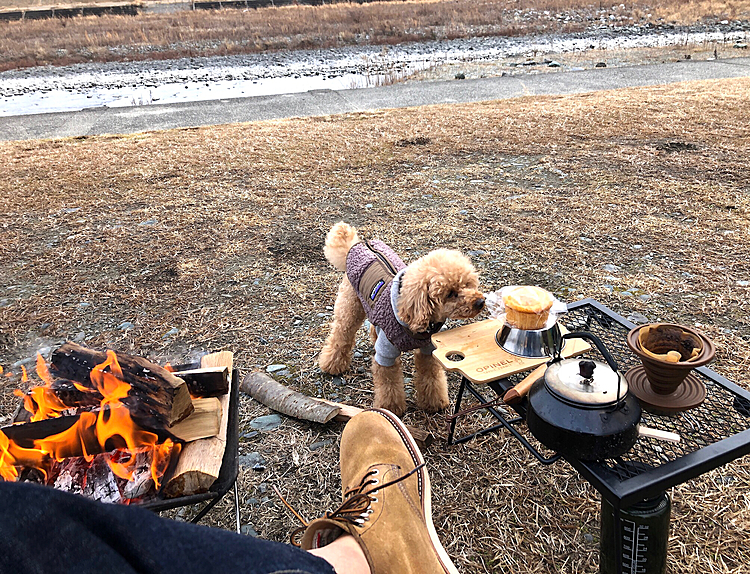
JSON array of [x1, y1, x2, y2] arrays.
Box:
[[526, 331, 642, 461]]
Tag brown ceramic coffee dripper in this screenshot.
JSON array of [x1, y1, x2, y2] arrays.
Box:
[[626, 323, 715, 414]]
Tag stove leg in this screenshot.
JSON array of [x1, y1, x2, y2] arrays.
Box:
[[599, 492, 671, 574]]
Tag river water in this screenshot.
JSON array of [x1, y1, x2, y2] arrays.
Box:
[[1, 24, 748, 117]]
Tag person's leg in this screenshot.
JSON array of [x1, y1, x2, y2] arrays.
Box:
[[309, 534, 370, 574], [0, 480, 335, 574], [299, 408, 459, 574]]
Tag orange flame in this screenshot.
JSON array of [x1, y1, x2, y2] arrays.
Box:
[[2, 350, 179, 492], [163, 362, 175, 372], [20, 365, 28, 383]]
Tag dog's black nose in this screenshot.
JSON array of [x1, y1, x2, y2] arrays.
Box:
[[474, 298, 485, 310]]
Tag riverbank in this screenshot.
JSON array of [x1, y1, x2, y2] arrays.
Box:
[[2, 0, 750, 72]]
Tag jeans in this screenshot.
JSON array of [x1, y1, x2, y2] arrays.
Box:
[[0, 481, 335, 574]]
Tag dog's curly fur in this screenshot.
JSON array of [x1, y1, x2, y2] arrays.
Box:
[[319, 222, 485, 416]]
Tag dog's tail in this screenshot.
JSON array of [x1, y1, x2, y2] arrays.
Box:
[[324, 221, 359, 271]]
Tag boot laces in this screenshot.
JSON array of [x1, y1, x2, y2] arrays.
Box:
[[281, 462, 425, 546]]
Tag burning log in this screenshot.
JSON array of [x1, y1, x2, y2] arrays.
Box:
[[50, 342, 193, 428], [163, 351, 233, 498]]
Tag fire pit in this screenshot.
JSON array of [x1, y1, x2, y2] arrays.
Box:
[[0, 344, 240, 529]]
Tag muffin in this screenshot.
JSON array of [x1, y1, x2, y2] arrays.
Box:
[[503, 286, 554, 330]]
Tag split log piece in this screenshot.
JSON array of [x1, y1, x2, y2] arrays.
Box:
[[50, 342, 193, 428], [173, 366, 229, 398], [241, 371, 433, 450], [241, 371, 340, 424], [168, 398, 221, 442], [163, 351, 233, 498]]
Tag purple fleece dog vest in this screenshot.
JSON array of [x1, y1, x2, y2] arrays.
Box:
[[346, 241, 429, 357]]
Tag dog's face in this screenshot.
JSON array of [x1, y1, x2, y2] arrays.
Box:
[[398, 249, 485, 334]]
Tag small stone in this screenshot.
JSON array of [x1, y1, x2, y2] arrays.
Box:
[[547, 61, 562, 67], [73, 332, 86, 342], [316, 312, 329, 318], [0, 298, 9, 307], [638, 294, 651, 302], [595, 62, 607, 67], [138, 218, 158, 226], [240, 430, 259, 440], [353, 351, 363, 359], [454, 72, 466, 79], [162, 327, 179, 338], [249, 414, 282, 431], [631, 244, 642, 250], [258, 483, 268, 494], [734, 42, 748, 49], [266, 364, 287, 373], [77, 302, 91, 310], [737, 280, 750, 287], [468, 250, 486, 257], [118, 321, 135, 331], [603, 264, 620, 272], [246, 497, 260, 506], [603, 285, 614, 294], [310, 439, 334, 451], [40, 322, 51, 332], [332, 377, 344, 386], [627, 312, 649, 324], [459, 210, 468, 215], [584, 533, 594, 543], [365, 203, 373, 208], [239, 452, 266, 469], [620, 290, 633, 298], [241, 524, 259, 537]]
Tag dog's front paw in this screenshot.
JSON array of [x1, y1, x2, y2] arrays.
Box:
[[318, 345, 351, 375], [374, 395, 407, 418]]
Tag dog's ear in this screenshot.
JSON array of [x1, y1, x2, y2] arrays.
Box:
[[397, 276, 437, 333]]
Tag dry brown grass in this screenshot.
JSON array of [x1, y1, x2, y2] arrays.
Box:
[[1, 77, 750, 572], [1, 0, 750, 71]]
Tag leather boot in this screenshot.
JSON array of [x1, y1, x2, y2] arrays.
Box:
[[299, 409, 458, 574]]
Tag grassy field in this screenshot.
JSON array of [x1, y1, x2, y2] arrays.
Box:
[[1, 0, 750, 71], [1, 77, 749, 572]]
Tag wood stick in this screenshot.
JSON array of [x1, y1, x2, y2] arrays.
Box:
[[240, 371, 340, 424], [240, 371, 433, 450], [503, 364, 547, 405], [174, 367, 229, 398], [163, 351, 233, 498], [168, 398, 221, 442]]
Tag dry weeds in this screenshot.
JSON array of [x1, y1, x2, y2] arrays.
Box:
[[1, 0, 750, 71], [1, 77, 750, 572]]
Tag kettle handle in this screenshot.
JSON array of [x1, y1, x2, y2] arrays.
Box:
[[560, 331, 619, 373]]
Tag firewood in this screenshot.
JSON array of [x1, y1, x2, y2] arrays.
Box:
[[173, 366, 229, 398], [240, 371, 433, 450], [168, 398, 221, 442], [240, 371, 340, 424], [50, 342, 193, 428], [163, 351, 233, 498]]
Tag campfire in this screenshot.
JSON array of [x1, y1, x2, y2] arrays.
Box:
[[0, 343, 233, 504]]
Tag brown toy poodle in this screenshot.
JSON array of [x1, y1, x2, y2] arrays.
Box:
[[318, 222, 485, 416]]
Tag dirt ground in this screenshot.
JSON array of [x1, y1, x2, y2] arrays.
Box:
[[1, 77, 750, 572]]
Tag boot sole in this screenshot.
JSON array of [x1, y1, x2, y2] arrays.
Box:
[[370, 408, 460, 574]]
